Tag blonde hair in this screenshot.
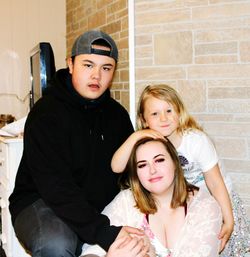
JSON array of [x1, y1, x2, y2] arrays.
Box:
[[126, 137, 197, 214], [137, 84, 203, 134]]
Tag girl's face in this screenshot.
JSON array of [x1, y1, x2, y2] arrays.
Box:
[[143, 96, 180, 141], [136, 141, 175, 197]]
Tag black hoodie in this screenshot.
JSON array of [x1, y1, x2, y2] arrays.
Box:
[[9, 68, 134, 251]]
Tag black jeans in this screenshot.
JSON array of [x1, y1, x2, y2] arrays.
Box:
[[13, 199, 83, 257]]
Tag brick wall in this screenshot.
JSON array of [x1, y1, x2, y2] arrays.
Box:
[[66, 0, 130, 110], [134, 0, 250, 217], [66, 0, 250, 217]]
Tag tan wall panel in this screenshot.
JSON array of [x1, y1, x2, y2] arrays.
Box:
[[0, 0, 66, 119]]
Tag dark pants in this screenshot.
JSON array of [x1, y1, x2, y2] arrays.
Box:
[[13, 199, 83, 257]]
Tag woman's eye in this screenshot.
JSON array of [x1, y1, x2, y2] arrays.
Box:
[[155, 158, 165, 163], [137, 163, 147, 169], [151, 112, 158, 116]]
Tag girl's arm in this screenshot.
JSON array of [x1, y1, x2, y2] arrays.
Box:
[[204, 164, 234, 252], [111, 129, 164, 173]]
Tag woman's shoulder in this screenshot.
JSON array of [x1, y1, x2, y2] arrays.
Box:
[[103, 189, 138, 213], [192, 189, 217, 204], [115, 188, 134, 198], [189, 189, 222, 217], [176, 189, 222, 257], [102, 189, 143, 227]]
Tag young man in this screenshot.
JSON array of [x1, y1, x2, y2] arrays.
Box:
[[9, 30, 144, 257]]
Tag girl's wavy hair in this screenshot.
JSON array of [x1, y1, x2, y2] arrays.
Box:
[[137, 84, 203, 133], [125, 137, 198, 214]]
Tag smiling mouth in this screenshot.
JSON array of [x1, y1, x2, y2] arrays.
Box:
[[149, 176, 162, 183]]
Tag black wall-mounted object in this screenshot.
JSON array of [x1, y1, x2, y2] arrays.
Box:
[[29, 42, 56, 109]]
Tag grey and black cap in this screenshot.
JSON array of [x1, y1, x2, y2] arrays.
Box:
[[71, 30, 118, 62]]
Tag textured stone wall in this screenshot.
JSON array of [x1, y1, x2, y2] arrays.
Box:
[[66, 0, 130, 110], [134, 0, 250, 217], [66, 0, 250, 217]]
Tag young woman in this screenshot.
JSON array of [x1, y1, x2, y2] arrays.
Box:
[[81, 137, 222, 257], [111, 84, 250, 257]]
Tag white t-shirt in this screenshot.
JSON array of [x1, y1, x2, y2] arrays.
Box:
[[177, 130, 232, 192]]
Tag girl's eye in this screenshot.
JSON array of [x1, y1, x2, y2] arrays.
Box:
[[166, 109, 172, 113], [151, 112, 158, 116]]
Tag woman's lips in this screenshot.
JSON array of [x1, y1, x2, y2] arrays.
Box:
[[149, 176, 162, 183]]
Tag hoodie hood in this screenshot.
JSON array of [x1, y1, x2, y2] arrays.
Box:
[[42, 68, 111, 141]]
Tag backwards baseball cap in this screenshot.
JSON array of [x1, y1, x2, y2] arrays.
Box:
[[71, 30, 118, 62]]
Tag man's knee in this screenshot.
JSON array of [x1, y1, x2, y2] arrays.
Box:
[[32, 235, 78, 257], [14, 199, 82, 256]]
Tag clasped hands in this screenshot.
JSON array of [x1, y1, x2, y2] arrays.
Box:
[[106, 226, 154, 257]]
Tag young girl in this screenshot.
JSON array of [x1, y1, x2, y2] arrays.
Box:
[[111, 85, 250, 257], [82, 137, 222, 257]]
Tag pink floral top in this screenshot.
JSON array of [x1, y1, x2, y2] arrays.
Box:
[[141, 215, 172, 257]]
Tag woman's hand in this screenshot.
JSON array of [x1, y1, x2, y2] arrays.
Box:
[[117, 226, 144, 239], [106, 236, 149, 257]]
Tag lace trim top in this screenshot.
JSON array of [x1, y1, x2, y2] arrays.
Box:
[[142, 202, 187, 257], [81, 189, 222, 257]]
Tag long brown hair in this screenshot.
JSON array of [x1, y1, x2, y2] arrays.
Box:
[[125, 137, 198, 214], [137, 84, 203, 133]]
